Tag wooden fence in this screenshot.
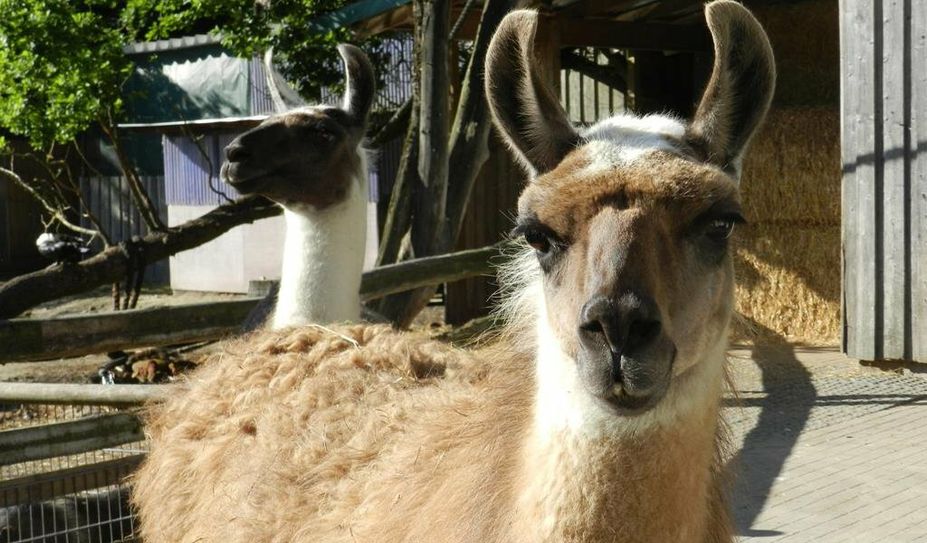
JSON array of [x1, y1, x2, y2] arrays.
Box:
[[0, 242, 507, 362], [840, 0, 927, 362]]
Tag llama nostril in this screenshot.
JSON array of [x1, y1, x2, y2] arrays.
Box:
[[225, 144, 250, 162], [578, 294, 661, 355], [626, 319, 661, 351]]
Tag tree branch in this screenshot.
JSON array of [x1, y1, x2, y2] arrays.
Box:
[[99, 118, 167, 232], [411, 0, 451, 255], [0, 196, 281, 319], [0, 166, 101, 239], [368, 98, 412, 148], [60, 144, 113, 246], [379, 0, 514, 326]]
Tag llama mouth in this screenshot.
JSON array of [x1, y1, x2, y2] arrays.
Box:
[[580, 345, 676, 415], [221, 162, 268, 194]]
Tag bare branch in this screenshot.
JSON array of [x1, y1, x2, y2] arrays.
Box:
[[99, 116, 167, 232], [368, 98, 412, 148], [60, 143, 113, 246], [0, 195, 281, 319], [0, 165, 101, 239], [180, 124, 235, 205]]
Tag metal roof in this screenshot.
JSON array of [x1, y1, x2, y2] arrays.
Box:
[[123, 34, 221, 55], [117, 116, 269, 134]]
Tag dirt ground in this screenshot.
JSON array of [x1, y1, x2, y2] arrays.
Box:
[[4, 287, 244, 384], [20, 285, 246, 319]]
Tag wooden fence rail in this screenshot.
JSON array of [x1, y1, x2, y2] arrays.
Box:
[[0, 454, 144, 508], [0, 413, 145, 466], [0, 242, 510, 363], [0, 383, 166, 407]]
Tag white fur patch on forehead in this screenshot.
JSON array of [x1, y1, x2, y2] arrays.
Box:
[[579, 114, 687, 170]]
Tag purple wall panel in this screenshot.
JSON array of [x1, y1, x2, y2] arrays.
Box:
[[163, 134, 240, 206]]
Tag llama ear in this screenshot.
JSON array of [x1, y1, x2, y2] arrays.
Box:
[[485, 10, 580, 178], [687, 1, 776, 178], [263, 48, 308, 113], [338, 44, 376, 129]]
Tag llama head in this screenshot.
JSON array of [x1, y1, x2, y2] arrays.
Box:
[[221, 44, 375, 210], [487, 1, 774, 415]]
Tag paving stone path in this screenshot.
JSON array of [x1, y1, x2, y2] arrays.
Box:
[[725, 345, 927, 542]]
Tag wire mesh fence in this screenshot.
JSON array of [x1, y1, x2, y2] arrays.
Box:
[[0, 401, 148, 543]]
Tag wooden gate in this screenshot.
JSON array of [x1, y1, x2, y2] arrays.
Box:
[[840, 0, 927, 361]]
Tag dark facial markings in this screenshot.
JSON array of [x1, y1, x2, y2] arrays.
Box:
[[222, 108, 361, 210], [517, 194, 744, 278], [512, 217, 568, 273]]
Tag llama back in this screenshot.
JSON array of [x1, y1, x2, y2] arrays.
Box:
[[132, 324, 530, 542]]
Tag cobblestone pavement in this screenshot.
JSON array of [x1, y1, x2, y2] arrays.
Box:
[[725, 344, 927, 543]]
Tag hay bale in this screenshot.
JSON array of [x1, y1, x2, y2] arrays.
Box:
[[733, 225, 841, 344], [751, 0, 839, 107], [733, 106, 841, 344], [740, 107, 841, 225]]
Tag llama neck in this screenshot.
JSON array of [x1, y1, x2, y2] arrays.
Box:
[[272, 157, 367, 328], [513, 295, 728, 541]]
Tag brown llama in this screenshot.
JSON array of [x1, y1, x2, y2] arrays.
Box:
[[132, 2, 775, 541]]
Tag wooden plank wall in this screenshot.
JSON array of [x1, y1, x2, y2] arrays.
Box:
[[840, 0, 927, 361]]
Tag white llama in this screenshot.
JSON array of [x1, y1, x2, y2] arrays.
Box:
[[223, 44, 375, 328]]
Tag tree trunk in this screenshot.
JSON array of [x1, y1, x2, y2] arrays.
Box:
[[0, 196, 280, 319], [412, 0, 451, 258], [377, 0, 514, 327], [376, 0, 424, 269]]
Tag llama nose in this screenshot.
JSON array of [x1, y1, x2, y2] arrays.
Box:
[[578, 293, 662, 357], [225, 143, 250, 162]]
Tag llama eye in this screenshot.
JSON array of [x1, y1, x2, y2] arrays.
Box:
[[523, 228, 551, 254], [704, 218, 737, 243]]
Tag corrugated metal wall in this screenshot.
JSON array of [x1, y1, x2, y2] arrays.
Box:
[[840, 0, 927, 362], [80, 176, 170, 284], [249, 56, 277, 115], [163, 134, 239, 206]]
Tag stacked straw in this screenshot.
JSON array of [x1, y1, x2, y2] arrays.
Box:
[[732, 107, 841, 344]]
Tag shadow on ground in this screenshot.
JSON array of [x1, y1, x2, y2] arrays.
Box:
[[727, 319, 816, 537]]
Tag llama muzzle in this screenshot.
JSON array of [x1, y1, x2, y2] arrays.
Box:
[[577, 292, 676, 412]]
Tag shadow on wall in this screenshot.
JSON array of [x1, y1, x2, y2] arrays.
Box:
[[727, 317, 817, 537]]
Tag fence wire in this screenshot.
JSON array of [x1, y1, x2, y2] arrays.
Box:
[[1, 402, 148, 543]]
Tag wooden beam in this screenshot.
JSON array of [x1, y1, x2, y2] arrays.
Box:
[[0, 455, 143, 507], [0, 413, 144, 466], [554, 0, 659, 19], [353, 3, 414, 36], [0, 383, 166, 406], [361, 241, 507, 301], [559, 19, 710, 51], [560, 50, 627, 93], [0, 299, 260, 363]]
